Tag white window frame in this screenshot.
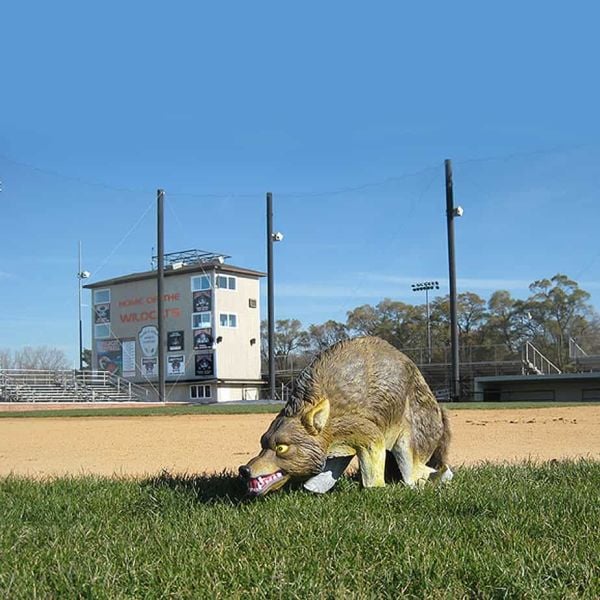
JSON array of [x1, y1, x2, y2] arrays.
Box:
[[94, 289, 111, 305], [192, 312, 212, 330], [191, 275, 211, 291], [219, 313, 237, 328], [190, 384, 212, 400], [95, 324, 111, 339], [216, 275, 237, 291]]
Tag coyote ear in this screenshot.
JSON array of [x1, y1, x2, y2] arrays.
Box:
[[303, 397, 330, 435]]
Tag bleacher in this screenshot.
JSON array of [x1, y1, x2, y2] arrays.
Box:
[[399, 343, 539, 399], [570, 337, 600, 372], [0, 369, 150, 403]]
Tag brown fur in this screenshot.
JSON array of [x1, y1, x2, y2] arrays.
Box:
[[240, 336, 451, 494]]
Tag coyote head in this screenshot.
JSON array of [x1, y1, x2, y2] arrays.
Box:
[[239, 398, 330, 495]]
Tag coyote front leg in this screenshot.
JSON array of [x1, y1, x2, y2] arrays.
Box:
[[357, 437, 387, 488]]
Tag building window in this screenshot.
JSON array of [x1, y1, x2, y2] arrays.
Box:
[[192, 312, 212, 329], [248, 298, 257, 308], [95, 324, 110, 339], [191, 275, 211, 291], [219, 313, 237, 328], [190, 384, 211, 400], [94, 289, 110, 304], [216, 275, 236, 290]]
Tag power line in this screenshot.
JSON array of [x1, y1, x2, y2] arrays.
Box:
[[1, 143, 594, 201], [453, 143, 592, 167], [0, 152, 155, 195], [89, 199, 155, 280]]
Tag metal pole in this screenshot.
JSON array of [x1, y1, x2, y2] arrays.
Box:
[[445, 159, 460, 401], [426, 287, 432, 364], [266, 192, 276, 401], [157, 189, 166, 404], [78, 241, 83, 371]]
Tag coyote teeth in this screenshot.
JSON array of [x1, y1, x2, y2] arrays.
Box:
[[248, 471, 283, 494]]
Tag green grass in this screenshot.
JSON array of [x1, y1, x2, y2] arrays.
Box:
[[1, 400, 598, 419], [1, 461, 599, 598]]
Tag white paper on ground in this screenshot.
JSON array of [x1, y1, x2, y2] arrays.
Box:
[[439, 465, 454, 483], [303, 455, 354, 493]]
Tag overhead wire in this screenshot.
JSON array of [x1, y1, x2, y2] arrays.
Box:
[[89, 199, 156, 281]]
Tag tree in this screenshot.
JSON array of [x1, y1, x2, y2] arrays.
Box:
[[260, 319, 309, 371], [1, 346, 70, 370], [0, 349, 13, 369], [482, 290, 522, 354], [518, 274, 593, 369], [430, 292, 487, 349], [81, 348, 92, 370], [345, 304, 380, 336], [306, 320, 348, 353], [347, 299, 425, 352]]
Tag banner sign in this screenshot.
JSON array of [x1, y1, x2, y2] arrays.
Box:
[[168, 355, 185, 376], [96, 339, 122, 375], [193, 328, 213, 350], [142, 357, 158, 377], [167, 330, 184, 352], [122, 339, 136, 376], [94, 303, 111, 324], [195, 353, 214, 377], [193, 290, 212, 313]]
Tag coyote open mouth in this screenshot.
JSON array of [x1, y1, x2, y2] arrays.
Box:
[[247, 471, 287, 495]]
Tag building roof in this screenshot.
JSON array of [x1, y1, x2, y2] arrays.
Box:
[[84, 261, 266, 289]]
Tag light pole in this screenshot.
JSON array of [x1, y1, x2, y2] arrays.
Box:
[[445, 159, 464, 401], [77, 241, 91, 371], [266, 192, 284, 401], [411, 281, 439, 363]]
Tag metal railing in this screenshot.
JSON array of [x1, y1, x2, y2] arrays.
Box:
[[521, 341, 561, 375], [0, 368, 149, 402], [399, 344, 522, 366], [76, 370, 149, 400], [569, 337, 588, 359]]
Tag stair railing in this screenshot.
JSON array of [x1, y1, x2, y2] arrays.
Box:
[[522, 341, 561, 375]]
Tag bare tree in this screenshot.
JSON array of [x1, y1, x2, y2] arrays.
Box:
[[260, 319, 309, 371], [10, 346, 70, 370], [0, 349, 13, 369]]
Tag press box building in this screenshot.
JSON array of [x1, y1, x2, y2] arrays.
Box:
[[84, 250, 265, 403]]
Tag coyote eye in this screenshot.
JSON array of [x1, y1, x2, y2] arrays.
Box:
[[275, 444, 289, 456]]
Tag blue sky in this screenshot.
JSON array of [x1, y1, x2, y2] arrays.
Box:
[[1, 1, 599, 365]]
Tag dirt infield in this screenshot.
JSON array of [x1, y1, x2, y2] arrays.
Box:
[[1, 406, 599, 478]]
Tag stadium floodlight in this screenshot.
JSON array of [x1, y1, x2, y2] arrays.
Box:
[[411, 281, 440, 363]]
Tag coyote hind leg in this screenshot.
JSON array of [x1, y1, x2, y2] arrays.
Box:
[[391, 432, 436, 488]]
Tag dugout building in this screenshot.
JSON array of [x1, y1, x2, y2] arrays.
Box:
[[84, 250, 265, 403]]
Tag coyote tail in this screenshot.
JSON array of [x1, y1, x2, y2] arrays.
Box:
[[427, 407, 451, 470]]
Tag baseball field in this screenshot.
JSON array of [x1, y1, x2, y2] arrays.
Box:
[[1, 403, 599, 598]]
